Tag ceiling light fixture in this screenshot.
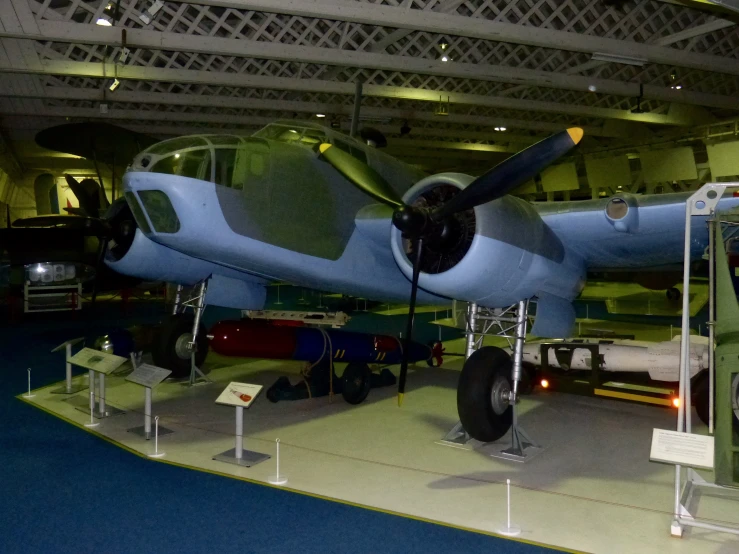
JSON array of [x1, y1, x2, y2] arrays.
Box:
[[588, 85, 597, 92], [316, 113, 326, 118], [96, 15, 112, 26], [591, 52, 647, 66], [139, 0, 164, 25], [108, 78, 120, 92], [494, 127, 507, 132]]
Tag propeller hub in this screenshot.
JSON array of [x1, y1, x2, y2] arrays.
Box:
[[392, 206, 428, 237]]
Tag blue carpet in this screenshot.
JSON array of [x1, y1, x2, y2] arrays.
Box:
[[0, 305, 566, 554]]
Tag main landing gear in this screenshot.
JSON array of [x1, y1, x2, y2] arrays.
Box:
[[152, 280, 211, 383], [445, 300, 539, 460]]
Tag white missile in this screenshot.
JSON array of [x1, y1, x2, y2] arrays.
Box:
[[522, 336, 709, 382]]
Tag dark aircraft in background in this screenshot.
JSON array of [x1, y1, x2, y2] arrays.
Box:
[[0, 123, 157, 301]]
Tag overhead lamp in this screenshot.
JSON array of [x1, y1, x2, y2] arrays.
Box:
[[441, 55, 449, 62], [139, 0, 164, 25], [316, 113, 326, 118], [671, 85, 682, 90], [108, 78, 120, 92], [591, 52, 647, 66], [494, 127, 506, 132], [588, 85, 597, 92], [438, 38, 451, 62], [96, 15, 112, 26]]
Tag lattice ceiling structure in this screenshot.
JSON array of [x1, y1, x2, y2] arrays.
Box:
[[1, 0, 739, 177]]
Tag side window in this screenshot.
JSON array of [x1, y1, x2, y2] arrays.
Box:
[[213, 148, 237, 188]]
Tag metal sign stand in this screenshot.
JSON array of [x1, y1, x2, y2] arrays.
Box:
[[126, 356, 173, 440], [65, 348, 127, 419], [213, 406, 270, 467], [671, 183, 739, 538], [213, 382, 269, 467], [50, 337, 86, 394]]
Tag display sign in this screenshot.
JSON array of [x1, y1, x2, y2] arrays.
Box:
[[650, 428, 714, 470], [215, 382, 263, 408], [125, 363, 172, 388], [51, 337, 85, 353], [68, 347, 127, 374]]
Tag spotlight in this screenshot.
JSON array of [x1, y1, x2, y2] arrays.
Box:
[[438, 39, 449, 51], [139, 0, 164, 25], [400, 121, 411, 136], [441, 55, 449, 62], [96, 15, 112, 26], [540, 379, 550, 389], [108, 78, 120, 92], [315, 113, 326, 118], [672, 397, 680, 408]]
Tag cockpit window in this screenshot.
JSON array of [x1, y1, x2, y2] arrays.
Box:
[[146, 136, 208, 155], [151, 149, 209, 180]]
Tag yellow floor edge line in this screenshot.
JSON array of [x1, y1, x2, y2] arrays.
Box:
[[17, 393, 582, 554]]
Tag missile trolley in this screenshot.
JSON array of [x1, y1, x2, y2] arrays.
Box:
[[209, 319, 443, 404], [521, 337, 712, 424]]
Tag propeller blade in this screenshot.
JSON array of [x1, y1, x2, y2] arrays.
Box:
[[91, 238, 108, 306], [397, 237, 424, 407], [433, 128, 583, 220], [319, 143, 404, 208]]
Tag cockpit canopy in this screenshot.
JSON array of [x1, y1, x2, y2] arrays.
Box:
[[130, 134, 266, 190], [128, 122, 374, 189]]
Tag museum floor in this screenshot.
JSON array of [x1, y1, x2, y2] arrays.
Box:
[[0, 305, 562, 554], [5, 285, 739, 554]]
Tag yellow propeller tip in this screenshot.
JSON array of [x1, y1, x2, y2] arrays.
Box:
[[319, 143, 332, 154], [566, 127, 584, 145], [397, 393, 404, 407]]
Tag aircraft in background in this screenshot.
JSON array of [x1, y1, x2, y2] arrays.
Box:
[[0, 123, 158, 301], [61, 119, 737, 444]]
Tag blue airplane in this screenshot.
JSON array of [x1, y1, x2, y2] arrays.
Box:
[[51, 120, 737, 443]]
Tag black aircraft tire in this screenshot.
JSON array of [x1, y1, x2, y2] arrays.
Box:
[[457, 346, 514, 443], [152, 314, 208, 378], [342, 362, 372, 405], [693, 371, 710, 427]]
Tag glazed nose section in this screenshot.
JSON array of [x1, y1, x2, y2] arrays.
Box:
[[130, 190, 181, 234], [123, 171, 218, 236]]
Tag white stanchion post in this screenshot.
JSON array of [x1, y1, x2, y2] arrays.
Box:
[[24, 368, 35, 398], [84, 387, 99, 428], [235, 406, 244, 461], [148, 416, 165, 458], [498, 479, 521, 536], [268, 438, 288, 485]]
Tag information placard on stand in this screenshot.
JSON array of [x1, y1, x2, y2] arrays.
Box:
[[213, 382, 269, 467], [126, 363, 173, 439], [66, 348, 127, 419], [50, 337, 86, 394]]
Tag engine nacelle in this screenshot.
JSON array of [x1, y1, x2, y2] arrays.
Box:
[[105, 229, 266, 309], [390, 174, 585, 308]]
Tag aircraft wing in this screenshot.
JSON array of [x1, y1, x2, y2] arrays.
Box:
[[536, 192, 739, 270]]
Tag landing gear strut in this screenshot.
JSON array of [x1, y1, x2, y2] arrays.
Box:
[[153, 280, 211, 383], [446, 300, 539, 460]]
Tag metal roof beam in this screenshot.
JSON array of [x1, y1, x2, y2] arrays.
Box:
[[166, 0, 739, 78], [0, 82, 697, 127], [1, 20, 736, 112], [0, 101, 603, 136]]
